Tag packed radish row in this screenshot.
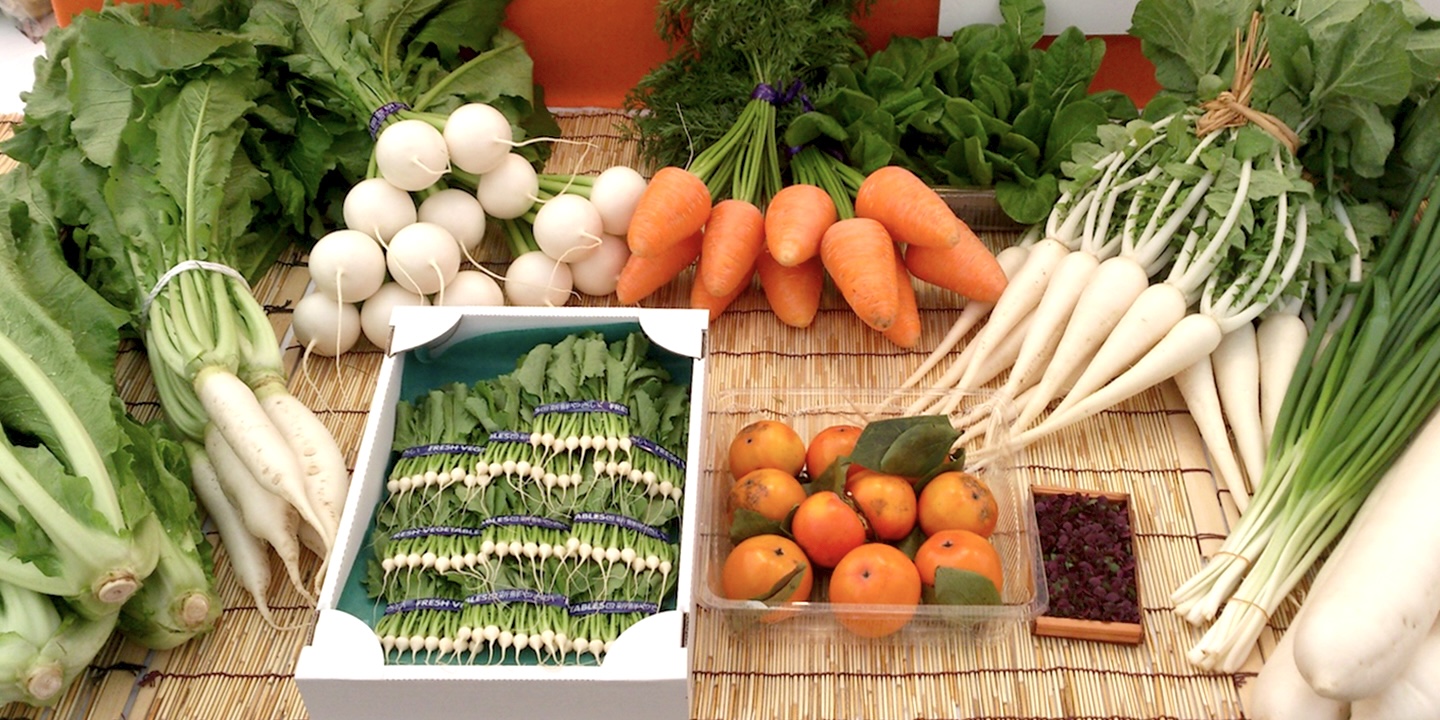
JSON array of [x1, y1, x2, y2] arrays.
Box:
[[363, 330, 690, 664], [295, 102, 651, 356]]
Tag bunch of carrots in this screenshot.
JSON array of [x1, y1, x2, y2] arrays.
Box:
[[614, 162, 1010, 347]]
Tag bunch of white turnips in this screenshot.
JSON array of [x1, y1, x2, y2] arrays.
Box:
[[294, 102, 650, 357]]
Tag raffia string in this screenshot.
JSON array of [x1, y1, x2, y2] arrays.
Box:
[[1195, 12, 1301, 155]]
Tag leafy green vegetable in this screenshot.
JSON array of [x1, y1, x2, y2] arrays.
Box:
[[799, 0, 1138, 223]]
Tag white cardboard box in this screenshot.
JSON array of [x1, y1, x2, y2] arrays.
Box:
[[295, 306, 709, 720]]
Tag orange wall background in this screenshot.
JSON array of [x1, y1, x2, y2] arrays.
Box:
[[505, 0, 1160, 108]]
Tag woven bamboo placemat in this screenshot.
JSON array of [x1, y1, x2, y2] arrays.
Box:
[[0, 110, 1293, 719]]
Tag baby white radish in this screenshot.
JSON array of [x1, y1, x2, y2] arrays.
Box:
[[1256, 310, 1309, 446], [291, 293, 362, 358], [307, 229, 387, 303], [203, 425, 315, 603], [1172, 355, 1251, 512], [1010, 255, 1150, 432], [568, 232, 630, 297], [997, 250, 1099, 399], [435, 270, 505, 307], [186, 444, 285, 630], [1211, 321, 1264, 487], [475, 154, 540, 220], [418, 189, 487, 259], [955, 237, 1071, 390], [1291, 410, 1440, 701], [443, 103, 515, 175], [1350, 616, 1440, 720], [360, 282, 429, 349], [193, 365, 329, 543], [343, 177, 417, 244], [504, 250, 573, 307], [533, 193, 604, 263], [386, 222, 462, 297], [375, 119, 450, 192], [251, 375, 350, 571], [588, 165, 648, 236]]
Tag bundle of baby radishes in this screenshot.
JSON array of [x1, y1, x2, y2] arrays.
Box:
[[296, 102, 651, 356]]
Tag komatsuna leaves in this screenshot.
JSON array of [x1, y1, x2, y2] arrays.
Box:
[[995, 174, 1059, 225], [1043, 99, 1109, 174], [999, 0, 1046, 48], [1129, 0, 1258, 95]]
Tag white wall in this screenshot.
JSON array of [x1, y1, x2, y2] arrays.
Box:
[[938, 0, 1440, 36]]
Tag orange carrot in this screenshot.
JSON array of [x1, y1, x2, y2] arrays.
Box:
[[691, 263, 753, 322], [882, 249, 922, 349], [819, 218, 900, 332], [626, 166, 712, 258], [756, 249, 824, 329], [903, 229, 1008, 303], [854, 166, 961, 249], [615, 229, 703, 305], [765, 183, 837, 267], [698, 199, 766, 297]]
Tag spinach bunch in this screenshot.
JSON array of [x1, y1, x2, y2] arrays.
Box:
[[787, 0, 1139, 224]]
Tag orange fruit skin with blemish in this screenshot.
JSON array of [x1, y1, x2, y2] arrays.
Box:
[[728, 468, 807, 524], [728, 420, 806, 479], [917, 470, 999, 538], [846, 473, 918, 542]]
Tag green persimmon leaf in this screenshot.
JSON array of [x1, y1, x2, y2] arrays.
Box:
[[895, 525, 927, 561], [755, 562, 808, 605], [879, 422, 960, 478], [995, 174, 1059, 224], [729, 508, 790, 545], [924, 567, 1002, 606], [850, 416, 952, 472]]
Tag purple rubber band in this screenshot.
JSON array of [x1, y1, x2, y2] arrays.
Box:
[[368, 102, 410, 139]]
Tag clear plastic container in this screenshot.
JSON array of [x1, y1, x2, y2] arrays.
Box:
[[695, 388, 1048, 643]]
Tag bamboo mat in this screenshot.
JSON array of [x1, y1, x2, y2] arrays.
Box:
[[0, 110, 1295, 720]]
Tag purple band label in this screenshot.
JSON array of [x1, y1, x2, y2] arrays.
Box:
[[399, 443, 486, 459], [629, 435, 686, 471], [383, 597, 463, 616], [571, 511, 671, 543], [480, 515, 570, 531], [466, 590, 569, 608], [534, 400, 630, 416], [368, 102, 411, 139], [569, 600, 660, 617], [489, 430, 532, 443], [389, 525, 483, 541]]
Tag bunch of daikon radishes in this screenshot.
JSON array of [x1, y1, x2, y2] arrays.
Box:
[[294, 103, 650, 356]]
